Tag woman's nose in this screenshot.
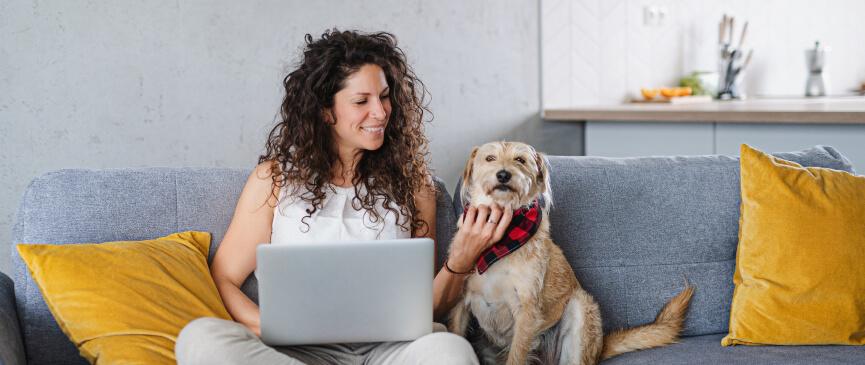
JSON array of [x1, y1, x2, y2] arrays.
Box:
[[370, 98, 387, 120]]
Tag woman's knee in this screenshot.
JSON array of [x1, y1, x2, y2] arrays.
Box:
[[405, 332, 479, 364], [178, 317, 247, 343], [176, 317, 251, 364], [180, 317, 224, 335]]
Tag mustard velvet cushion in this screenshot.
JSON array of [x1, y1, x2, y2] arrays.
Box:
[[722, 145, 865, 346], [17, 231, 232, 364]]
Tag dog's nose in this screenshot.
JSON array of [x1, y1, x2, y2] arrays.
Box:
[[496, 170, 511, 183]]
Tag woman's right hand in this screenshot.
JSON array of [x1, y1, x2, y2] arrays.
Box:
[[446, 203, 513, 273]]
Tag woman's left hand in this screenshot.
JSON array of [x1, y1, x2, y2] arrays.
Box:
[[446, 203, 513, 273]]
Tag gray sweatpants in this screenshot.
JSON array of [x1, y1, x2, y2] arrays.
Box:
[[175, 317, 480, 365]]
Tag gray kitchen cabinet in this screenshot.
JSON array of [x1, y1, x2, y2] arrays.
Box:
[[547, 97, 865, 167], [585, 122, 714, 157], [583, 121, 865, 169], [715, 123, 865, 168]]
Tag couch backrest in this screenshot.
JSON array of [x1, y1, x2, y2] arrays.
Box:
[[10, 168, 456, 365], [453, 146, 855, 337]]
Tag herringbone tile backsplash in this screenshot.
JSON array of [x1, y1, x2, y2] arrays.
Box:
[[542, 0, 865, 109]]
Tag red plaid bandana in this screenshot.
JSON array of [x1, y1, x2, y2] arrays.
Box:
[[463, 200, 542, 274]]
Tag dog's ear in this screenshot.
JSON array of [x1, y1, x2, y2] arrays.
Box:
[[533, 149, 553, 210], [459, 146, 479, 205]]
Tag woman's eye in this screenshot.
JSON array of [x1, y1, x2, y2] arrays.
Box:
[[354, 100, 367, 105], [515, 157, 526, 164], [381, 94, 390, 99], [485, 155, 496, 162]]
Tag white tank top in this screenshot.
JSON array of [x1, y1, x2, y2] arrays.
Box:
[[270, 183, 412, 243]]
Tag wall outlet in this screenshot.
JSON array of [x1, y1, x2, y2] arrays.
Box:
[[643, 5, 668, 27]]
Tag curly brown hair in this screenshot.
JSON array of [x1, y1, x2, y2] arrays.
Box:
[[259, 29, 434, 235]]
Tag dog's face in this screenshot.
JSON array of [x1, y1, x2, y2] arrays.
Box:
[[460, 141, 551, 209]]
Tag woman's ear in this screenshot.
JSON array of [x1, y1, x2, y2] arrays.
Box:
[[322, 108, 336, 125], [459, 147, 479, 205]]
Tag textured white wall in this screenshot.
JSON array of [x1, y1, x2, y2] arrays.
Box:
[[542, 0, 865, 108], [0, 0, 541, 274]]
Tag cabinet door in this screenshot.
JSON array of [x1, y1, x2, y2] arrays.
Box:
[[715, 123, 865, 169], [585, 121, 714, 157]]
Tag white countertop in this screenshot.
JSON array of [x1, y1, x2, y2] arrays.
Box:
[[543, 96, 865, 124]]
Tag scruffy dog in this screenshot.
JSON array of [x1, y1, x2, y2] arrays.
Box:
[[448, 141, 694, 365]]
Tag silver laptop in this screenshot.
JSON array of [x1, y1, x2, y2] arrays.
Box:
[[256, 238, 434, 346]]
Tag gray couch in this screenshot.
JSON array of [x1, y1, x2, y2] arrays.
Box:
[[2, 146, 863, 365]]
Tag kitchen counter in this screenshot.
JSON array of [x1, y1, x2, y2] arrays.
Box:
[[543, 96, 865, 124]]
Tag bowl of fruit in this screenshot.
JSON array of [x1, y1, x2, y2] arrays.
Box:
[[637, 86, 711, 104]]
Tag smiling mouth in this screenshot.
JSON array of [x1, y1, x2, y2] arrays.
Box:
[[360, 126, 384, 138]]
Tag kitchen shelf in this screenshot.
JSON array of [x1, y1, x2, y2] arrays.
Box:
[[543, 97, 865, 124]]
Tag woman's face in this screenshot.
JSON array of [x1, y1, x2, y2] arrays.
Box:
[[327, 63, 392, 155]]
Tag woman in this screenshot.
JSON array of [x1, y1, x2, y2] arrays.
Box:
[[175, 29, 513, 365]]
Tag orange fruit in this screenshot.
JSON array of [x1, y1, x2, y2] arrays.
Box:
[[660, 87, 677, 98], [676, 87, 693, 97], [641, 88, 660, 100]]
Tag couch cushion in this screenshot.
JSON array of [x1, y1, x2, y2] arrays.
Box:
[[12, 168, 455, 365], [453, 146, 855, 337], [17, 231, 231, 365], [13, 168, 182, 365], [602, 333, 865, 365], [723, 145, 865, 346]]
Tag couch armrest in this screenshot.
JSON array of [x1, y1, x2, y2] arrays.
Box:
[[0, 271, 25, 365]]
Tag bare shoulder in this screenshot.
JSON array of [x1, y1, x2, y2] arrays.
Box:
[[243, 160, 282, 209], [252, 159, 280, 182]]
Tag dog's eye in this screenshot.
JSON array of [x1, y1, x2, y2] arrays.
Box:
[[485, 155, 496, 162], [515, 157, 526, 164]]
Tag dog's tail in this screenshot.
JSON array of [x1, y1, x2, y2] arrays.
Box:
[[600, 283, 695, 360]]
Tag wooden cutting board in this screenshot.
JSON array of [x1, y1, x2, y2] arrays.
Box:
[[630, 95, 714, 104]]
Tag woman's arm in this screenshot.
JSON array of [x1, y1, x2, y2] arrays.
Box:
[[209, 161, 279, 336], [414, 183, 513, 322], [412, 180, 437, 264], [412, 184, 445, 321]]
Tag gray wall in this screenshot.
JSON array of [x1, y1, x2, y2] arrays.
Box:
[[0, 1, 580, 275]]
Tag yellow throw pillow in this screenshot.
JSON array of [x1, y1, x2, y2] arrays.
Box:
[[17, 231, 232, 364], [722, 144, 865, 346]]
